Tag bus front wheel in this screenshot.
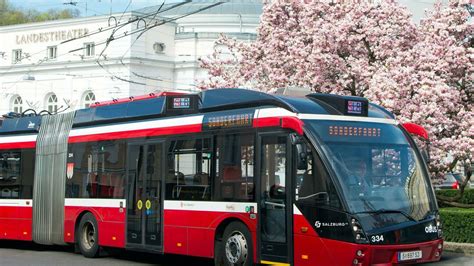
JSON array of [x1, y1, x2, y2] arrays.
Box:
[[77, 212, 100, 258], [215, 221, 253, 266]]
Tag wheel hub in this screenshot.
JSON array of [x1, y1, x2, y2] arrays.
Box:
[[81, 222, 96, 250], [225, 231, 248, 264]]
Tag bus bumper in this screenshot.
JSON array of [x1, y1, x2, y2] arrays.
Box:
[[319, 238, 443, 265]]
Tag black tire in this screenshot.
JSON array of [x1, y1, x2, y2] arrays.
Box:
[[215, 221, 253, 266], [76, 212, 100, 258]]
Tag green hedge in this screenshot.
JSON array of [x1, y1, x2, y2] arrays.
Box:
[[439, 208, 474, 243], [435, 189, 474, 205]]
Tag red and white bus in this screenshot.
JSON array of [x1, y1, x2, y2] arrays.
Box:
[[0, 89, 443, 265]]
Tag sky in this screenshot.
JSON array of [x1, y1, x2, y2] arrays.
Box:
[[8, 0, 447, 22]]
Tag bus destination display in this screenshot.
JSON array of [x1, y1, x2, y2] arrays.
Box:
[[329, 125, 381, 137], [173, 97, 191, 109], [347, 100, 363, 115], [203, 111, 254, 130], [165, 95, 199, 114]]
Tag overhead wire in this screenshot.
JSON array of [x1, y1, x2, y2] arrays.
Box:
[[1, 1, 190, 90], [0, 0, 189, 77], [59, 1, 191, 45], [84, 2, 220, 56], [2, 1, 222, 106], [96, 1, 225, 87]]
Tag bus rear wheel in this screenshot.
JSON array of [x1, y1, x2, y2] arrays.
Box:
[[215, 221, 253, 266], [77, 213, 100, 258]]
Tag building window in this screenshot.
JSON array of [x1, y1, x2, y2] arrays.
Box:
[[12, 96, 23, 113], [12, 49, 22, 63], [46, 94, 58, 113], [153, 42, 166, 54], [47, 46, 57, 59], [84, 43, 95, 57], [83, 91, 96, 108]]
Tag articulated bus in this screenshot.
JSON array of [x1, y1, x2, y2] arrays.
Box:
[[0, 89, 442, 265]]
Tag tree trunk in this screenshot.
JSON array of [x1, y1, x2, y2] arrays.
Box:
[[435, 161, 472, 208]]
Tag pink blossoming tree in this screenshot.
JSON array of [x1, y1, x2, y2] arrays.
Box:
[[199, 0, 474, 204]]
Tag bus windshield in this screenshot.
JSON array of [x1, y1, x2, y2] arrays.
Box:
[[306, 120, 435, 221]]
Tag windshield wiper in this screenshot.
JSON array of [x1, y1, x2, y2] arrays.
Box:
[[421, 210, 436, 221], [356, 209, 417, 222]]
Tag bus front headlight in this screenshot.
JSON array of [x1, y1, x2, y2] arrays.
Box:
[[351, 217, 368, 244]]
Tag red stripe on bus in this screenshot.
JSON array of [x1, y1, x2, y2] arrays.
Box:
[[0, 116, 303, 148], [68, 124, 202, 143], [253, 116, 304, 135], [253, 117, 281, 128], [0, 142, 36, 150], [281, 116, 304, 135]]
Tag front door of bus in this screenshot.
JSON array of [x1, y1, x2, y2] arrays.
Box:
[[126, 142, 163, 249], [258, 134, 292, 265]]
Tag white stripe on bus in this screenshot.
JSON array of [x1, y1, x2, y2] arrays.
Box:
[[69, 108, 301, 137], [64, 198, 126, 208], [298, 114, 398, 125], [69, 115, 205, 137], [257, 107, 297, 118], [164, 200, 258, 213], [293, 204, 302, 215], [0, 199, 32, 207], [0, 134, 37, 144]]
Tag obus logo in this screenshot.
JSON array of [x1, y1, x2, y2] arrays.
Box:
[[425, 224, 438, 233]]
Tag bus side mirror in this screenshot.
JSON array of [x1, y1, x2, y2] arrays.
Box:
[[421, 145, 430, 164], [290, 133, 308, 170], [296, 144, 308, 170]]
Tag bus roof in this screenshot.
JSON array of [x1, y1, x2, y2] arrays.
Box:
[[0, 88, 394, 135]]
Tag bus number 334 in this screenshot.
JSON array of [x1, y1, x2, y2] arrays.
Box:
[[371, 235, 384, 243]]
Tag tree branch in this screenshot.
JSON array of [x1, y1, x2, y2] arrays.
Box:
[[363, 37, 376, 64], [437, 200, 474, 208]]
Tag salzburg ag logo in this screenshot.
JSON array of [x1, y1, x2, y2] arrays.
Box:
[[425, 224, 438, 233], [315, 221, 321, 228]]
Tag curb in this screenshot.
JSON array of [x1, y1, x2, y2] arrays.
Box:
[[444, 242, 474, 255]]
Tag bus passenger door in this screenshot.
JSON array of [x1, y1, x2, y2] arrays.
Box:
[[126, 142, 164, 250], [258, 134, 293, 265]]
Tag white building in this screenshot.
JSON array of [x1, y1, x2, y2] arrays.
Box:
[[0, 0, 262, 115]]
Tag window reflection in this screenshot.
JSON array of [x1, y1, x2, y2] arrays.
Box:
[[307, 120, 434, 221], [214, 133, 255, 202], [67, 140, 126, 199], [166, 138, 212, 201], [0, 150, 34, 199]]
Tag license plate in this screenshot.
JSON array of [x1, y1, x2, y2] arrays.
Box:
[[398, 250, 422, 261]]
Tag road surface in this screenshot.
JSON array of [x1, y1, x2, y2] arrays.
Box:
[[0, 240, 473, 265]]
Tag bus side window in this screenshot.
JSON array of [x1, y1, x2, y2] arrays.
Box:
[[98, 141, 126, 199], [67, 140, 126, 199], [166, 138, 212, 201], [0, 151, 21, 199], [214, 133, 255, 202], [296, 146, 341, 209], [20, 149, 35, 199]]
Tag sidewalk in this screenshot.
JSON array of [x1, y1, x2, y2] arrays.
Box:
[[444, 242, 474, 255]]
